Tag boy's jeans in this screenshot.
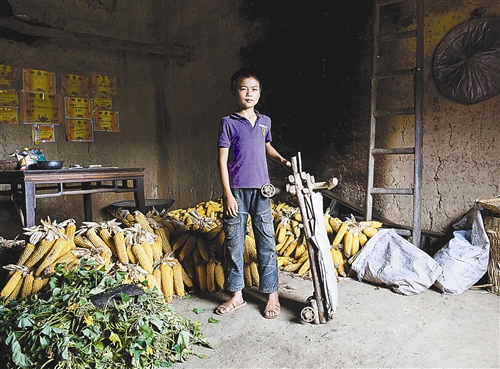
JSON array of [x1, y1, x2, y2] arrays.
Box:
[[223, 188, 278, 294]]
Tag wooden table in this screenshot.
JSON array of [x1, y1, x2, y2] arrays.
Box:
[[0, 167, 145, 227]]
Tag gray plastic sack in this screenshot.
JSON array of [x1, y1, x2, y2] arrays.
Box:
[[433, 207, 490, 295], [351, 229, 443, 295]]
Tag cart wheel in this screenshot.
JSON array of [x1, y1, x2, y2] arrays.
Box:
[[301, 306, 316, 323], [306, 295, 314, 304], [301, 298, 320, 323]]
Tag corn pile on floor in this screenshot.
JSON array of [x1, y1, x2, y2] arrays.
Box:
[[172, 273, 499, 369]]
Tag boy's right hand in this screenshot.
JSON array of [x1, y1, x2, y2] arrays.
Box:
[[225, 194, 238, 218]]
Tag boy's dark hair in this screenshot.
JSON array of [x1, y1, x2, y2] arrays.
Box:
[[230, 68, 262, 94]]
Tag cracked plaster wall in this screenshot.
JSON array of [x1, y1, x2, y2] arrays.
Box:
[[373, 1, 500, 234]]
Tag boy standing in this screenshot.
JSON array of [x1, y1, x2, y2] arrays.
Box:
[[216, 68, 287, 319]]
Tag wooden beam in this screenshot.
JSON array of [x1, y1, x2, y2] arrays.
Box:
[[0, 16, 194, 58]]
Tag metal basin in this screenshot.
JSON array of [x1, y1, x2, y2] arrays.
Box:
[[36, 160, 64, 170]]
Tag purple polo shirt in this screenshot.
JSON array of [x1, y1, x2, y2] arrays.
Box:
[[218, 111, 272, 189]]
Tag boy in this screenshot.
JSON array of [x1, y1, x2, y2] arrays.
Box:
[[216, 68, 287, 319]]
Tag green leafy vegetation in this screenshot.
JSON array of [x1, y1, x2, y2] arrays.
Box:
[[0, 261, 212, 368]]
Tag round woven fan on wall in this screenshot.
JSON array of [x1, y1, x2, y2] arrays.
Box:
[[433, 18, 500, 104]]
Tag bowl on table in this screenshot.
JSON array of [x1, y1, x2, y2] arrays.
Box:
[[36, 160, 64, 170]]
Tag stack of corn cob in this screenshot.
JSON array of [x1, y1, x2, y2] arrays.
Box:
[[1, 198, 382, 303], [271, 203, 382, 278]]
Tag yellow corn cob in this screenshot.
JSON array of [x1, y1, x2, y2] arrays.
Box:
[[359, 232, 368, 247], [142, 241, 154, 265], [206, 260, 216, 293], [151, 240, 163, 261], [134, 211, 155, 234], [191, 246, 202, 265], [125, 212, 135, 224], [289, 211, 300, 222], [210, 228, 226, 251], [274, 201, 285, 212], [127, 244, 137, 264], [214, 261, 225, 290], [65, 221, 77, 243], [330, 246, 346, 277], [21, 272, 35, 298], [294, 242, 307, 260], [171, 232, 190, 252], [178, 234, 198, 261], [324, 215, 333, 235], [99, 228, 115, 253], [351, 232, 360, 256], [205, 225, 222, 241], [250, 261, 260, 287], [284, 260, 304, 272], [180, 264, 194, 288], [132, 243, 154, 273], [243, 263, 252, 287], [16, 242, 36, 266], [35, 237, 72, 277], [277, 256, 285, 268], [291, 220, 302, 237], [180, 258, 195, 279], [113, 231, 129, 264], [278, 234, 295, 255], [363, 227, 378, 238], [276, 223, 287, 243], [196, 237, 210, 262], [332, 221, 348, 245], [155, 227, 173, 255], [196, 264, 207, 293], [283, 237, 300, 257], [24, 239, 55, 268], [359, 220, 383, 229], [6, 275, 23, 302], [145, 273, 161, 291], [172, 262, 185, 297], [160, 262, 174, 302], [329, 217, 343, 233], [86, 227, 111, 253], [297, 259, 311, 276], [162, 220, 177, 238], [74, 234, 92, 249], [153, 268, 164, 295], [31, 277, 49, 294], [1, 271, 23, 298], [343, 230, 354, 259], [41, 250, 78, 277]]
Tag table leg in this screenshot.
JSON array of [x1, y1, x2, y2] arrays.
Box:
[[82, 182, 93, 221], [134, 177, 146, 213], [24, 183, 36, 227]]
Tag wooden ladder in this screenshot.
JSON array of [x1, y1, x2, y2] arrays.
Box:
[[364, 0, 424, 247]]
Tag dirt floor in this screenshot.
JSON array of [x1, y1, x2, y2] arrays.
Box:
[[172, 272, 499, 369]]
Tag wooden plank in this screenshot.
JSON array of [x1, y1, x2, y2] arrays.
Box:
[[0, 16, 193, 58]]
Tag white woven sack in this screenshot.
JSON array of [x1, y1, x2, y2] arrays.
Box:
[[351, 229, 443, 296], [433, 208, 490, 295]]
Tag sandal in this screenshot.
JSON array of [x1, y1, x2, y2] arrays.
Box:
[[215, 298, 247, 315], [263, 302, 280, 319]]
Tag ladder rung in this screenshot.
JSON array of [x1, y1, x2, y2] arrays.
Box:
[[373, 107, 415, 117], [378, 30, 417, 42], [370, 187, 414, 195], [371, 147, 415, 155], [374, 68, 415, 79]]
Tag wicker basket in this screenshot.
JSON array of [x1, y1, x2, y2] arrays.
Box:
[[478, 197, 500, 215], [484, 216, 500, 295]]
